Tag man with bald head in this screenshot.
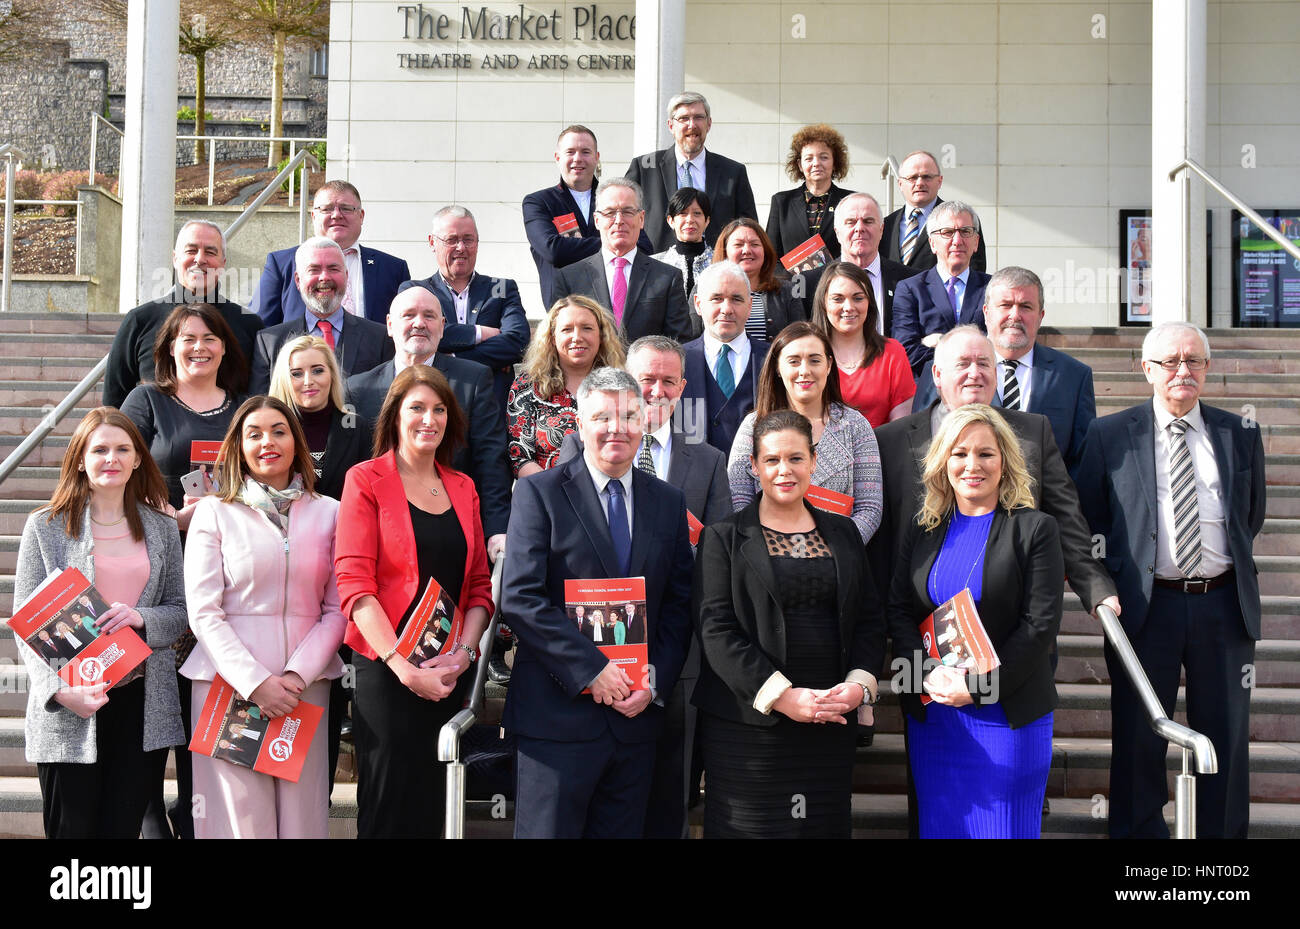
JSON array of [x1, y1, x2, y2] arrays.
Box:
[[881, 149, 987, 273]]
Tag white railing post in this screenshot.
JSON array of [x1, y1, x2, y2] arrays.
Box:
[[89, 114, 99, 184], [287, 139, 297, 206], [207, 136, 216, 206], [1, 144, 29, 314]]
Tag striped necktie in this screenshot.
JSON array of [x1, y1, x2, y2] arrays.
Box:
[[1169, 418, 1203, 577], [901, 208, 922, 263], [1001, 358, 1021, 410], [637, 434, 656, 476]]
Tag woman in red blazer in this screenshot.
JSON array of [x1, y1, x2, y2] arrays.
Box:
[[335, 365, 493, 838]]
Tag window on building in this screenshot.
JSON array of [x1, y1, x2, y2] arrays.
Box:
[[310, 44, 328, 78]]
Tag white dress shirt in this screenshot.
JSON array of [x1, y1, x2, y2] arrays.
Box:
[[862, 253, 885, 336], [701, 331, 752, 387], [1152, 400, 1231, 579], [677, 149, 707, 192], [341, 242, 367, 317], [994, 345, 1035, 410], [569, 186, 594, 225]]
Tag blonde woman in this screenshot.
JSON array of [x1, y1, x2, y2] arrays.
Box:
[[506, 295, 626, 476], [886, 404, 1063, 839]]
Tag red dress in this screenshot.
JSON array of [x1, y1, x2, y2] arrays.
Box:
[[837, 338, 916, 429], [506, 373, 578, 476]]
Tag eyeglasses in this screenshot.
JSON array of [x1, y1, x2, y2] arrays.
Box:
[[433, 235, 479, 248], [597, 208, 642, 221], [1148, 356, 1208, 372], [671, 114, 709, 126], [313, 203, 360, 216], [900, 173, 939, 184], [931, 226, 979, 240]]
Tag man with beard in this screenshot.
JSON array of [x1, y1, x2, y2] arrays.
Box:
[[248, 237, 394, 394]]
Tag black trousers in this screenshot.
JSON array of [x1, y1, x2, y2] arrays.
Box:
[[37, 678, 168, 839], [352, 653, 465, 839], [514, 731, 656, 839], [141, 671, 193, 839]]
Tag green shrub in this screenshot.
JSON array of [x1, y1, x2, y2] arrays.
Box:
[[276, 141, 327, 193], [177, 106, 215, 122]]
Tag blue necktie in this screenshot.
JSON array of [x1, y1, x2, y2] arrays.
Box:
[[716, 343, 735, 398], [946, 276, 960, 320], [606, 479, 632, 576]]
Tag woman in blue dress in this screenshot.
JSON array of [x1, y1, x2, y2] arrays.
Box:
[[888, 404, 1064, 839]]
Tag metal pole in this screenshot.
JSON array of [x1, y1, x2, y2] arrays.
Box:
[[89, 115, 99, 184], [2, 148, 25, 314], [444, 761, 466, 839], [74, 201, 82, 276], [299, 162, 310, 242], [207, 138, 216, 207], [1174, 748, 1196, 839], [287, 140, 297, 206]]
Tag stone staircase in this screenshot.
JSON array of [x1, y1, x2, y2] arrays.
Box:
[[0, 315, 1296, 838]]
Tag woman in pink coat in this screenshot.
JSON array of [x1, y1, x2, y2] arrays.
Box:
[[181, 396, 347, 838]]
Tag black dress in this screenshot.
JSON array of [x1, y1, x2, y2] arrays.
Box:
[[700, 527, 855, 838]]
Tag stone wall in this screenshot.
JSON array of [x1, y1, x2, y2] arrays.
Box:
[[0, 42, 107, 172]]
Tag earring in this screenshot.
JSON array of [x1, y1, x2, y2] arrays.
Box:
[[78, 464, 85, 471]]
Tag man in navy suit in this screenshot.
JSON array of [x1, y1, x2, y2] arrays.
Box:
[[248, 236, 394, 393], [912, 267, 1097, 472], [891, 200, 991, 376], [681, 262, 770, 456], [880, 150, 988, 273], [403, 206, 529, 412], [551, 177, 694, 344], [626, 92, 757, 254], [249, 180, 410, 325], [1077, 322, 1265, 839], [503, 367, 694, 838]]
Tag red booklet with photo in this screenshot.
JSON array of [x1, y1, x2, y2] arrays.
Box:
[[780, 234, 831, 273], [917, 588, 1000, 706], [393, 578, 465, 665], [686, 509, 704, 546], [189, 675, 323, 782], [552, 212, 581, 237], [7, 567, 151, 688], [566, 577, 650, 692], [805, 484, 853, 516], [190, 440, 222, 469]]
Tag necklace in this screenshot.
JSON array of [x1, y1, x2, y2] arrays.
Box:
[[90, 512, 126, 526], [400, 462, 442, 496]]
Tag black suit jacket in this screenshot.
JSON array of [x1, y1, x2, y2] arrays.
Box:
[[501, 458, 694, 743], [552, 250, 694, 344], [248, 313, 393, 394], [344, 355, 512, 537], [313, 405, 373, 501], [869, 402, 1116, 615], [764, 183, 851, 261], [249, 244, 411, 325], [794, 257, 922, 338], [881, 198, 988, 273], [1076, 401, 1266, 639], [680, 335, 770, 455], [887, 507, 1063, 729], [102, 287, 263, 408], [692, 500, 886, 727], [626, 148, 758, 253], [891, 267, 991, 374]]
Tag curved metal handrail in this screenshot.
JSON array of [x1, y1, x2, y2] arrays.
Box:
[[879, 156, 900, 216], [1168, 158, 1300, 263]]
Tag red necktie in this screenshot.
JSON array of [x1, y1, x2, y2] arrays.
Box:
[[317, 319, 336, 351], [611, 256, 628, 326]]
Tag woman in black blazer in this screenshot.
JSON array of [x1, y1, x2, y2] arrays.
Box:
[[694, 410, 885, 838], [888, 404, 1063, 839], [712, 219, 807, 342], [765, 124, 852, 261]]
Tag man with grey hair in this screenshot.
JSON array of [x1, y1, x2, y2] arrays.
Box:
[[553, 177, 694, 343], [626, 91, 757, 253], [891, 199, 991, 376], [248, 235, 393, 393], [503, 366, 694, 838], [1077, 321, 1265, 839], [681, 260, 771, 454], [103, 219, 263, 407], [402, 205, 529, 411], [881, 149, 988, 273]]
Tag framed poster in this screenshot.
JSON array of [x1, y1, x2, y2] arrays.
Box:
[[1117, 209, 1212, 327], [1231, 209, 1300, 328]]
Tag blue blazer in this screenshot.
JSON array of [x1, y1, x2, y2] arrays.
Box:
[[249, 244, 411, 325], [502, 457, 694, 744], [680, 336, 770, 456], [402, 272, 530, 411], [891, 267, 990, 374], [1075, 400, 1266, 639]]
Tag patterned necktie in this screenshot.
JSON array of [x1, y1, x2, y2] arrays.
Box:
[[946, 276, 960, 319], [611, 256, 628, 326], [716, 343, 735, 398], [682, 161, 694, 190], [901, 208, 922, 263], [342, 247, 358, 315], [637, 434, 656, 476], [1000, 358, 1020, 410], [317, 319, 336, 351], [1169, 419, 1203, 577], [606, 479, 632, 576]]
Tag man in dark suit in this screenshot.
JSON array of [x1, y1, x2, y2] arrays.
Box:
[[625, 92, 757, 254], [503, 367, 694, 838], [551, 177, 694, 343], [248, 180, 411, 325], [680, 262, 770, 456], [912, 267, 1097, 474], [522, 125, 655, 309], [345, 286, 511, 555], [892, 200, 991, 376], [103, 220, 263, 408], [248, 236, 394, 394], [881, 150, 988, 273], [403, 206, 529, 412], [793, 192, 922, 337], [1077, 322, 1265, 840]]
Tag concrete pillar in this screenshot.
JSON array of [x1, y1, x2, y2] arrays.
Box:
[[118, 0, 179, 311], [633, 0, 685, 155], [1150, 0, 1207, 326]]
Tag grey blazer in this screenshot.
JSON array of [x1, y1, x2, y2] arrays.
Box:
[[14, 505, 188, 763]]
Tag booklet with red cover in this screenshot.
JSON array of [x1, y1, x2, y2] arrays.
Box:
[[189, 675, 323, 782], [917, 588, 1000, 705], [686, 510, 704, 546], [552, 212, 581, 237], [780, 234, 832, 273], [805, 484, 853, 516], [7, 567, 152, 688], [566, 577, 650, 692], [393, 578, 465, 665]]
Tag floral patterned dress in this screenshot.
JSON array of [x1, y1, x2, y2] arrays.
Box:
[[507, 373, 578, 476]]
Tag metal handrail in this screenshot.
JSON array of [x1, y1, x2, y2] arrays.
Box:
[[0, 355, 108, 485], [2, 143, 31, 314], [438, 557, 505, 839], [880, 156, 900, 215], [225, 147, 320, 242], [1169, 157, 1300, 262], [88, 113, 124, 185], [1094, 603, 1216, 839], [175, 133, 325, 206]]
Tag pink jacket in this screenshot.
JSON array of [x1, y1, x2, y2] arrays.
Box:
[[181, 493, 347, 700]]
